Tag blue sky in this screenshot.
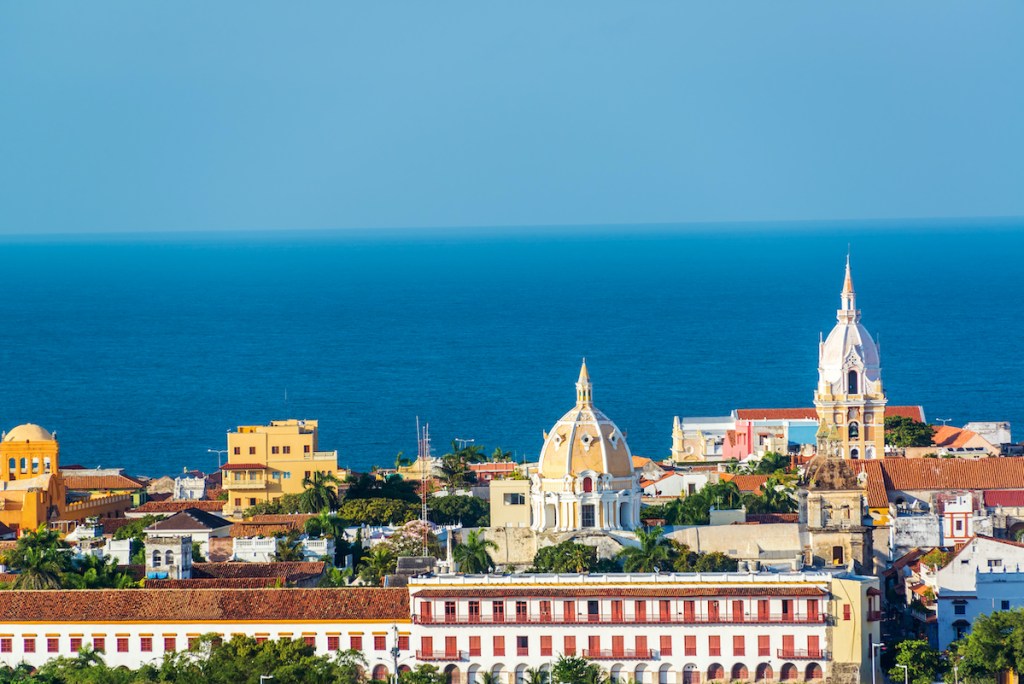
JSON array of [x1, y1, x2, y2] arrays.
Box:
[[1, 2, 1022, 234]]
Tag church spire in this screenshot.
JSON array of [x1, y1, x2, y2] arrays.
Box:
[[576, 358, 593, 406], [838, 254, 859, 322]]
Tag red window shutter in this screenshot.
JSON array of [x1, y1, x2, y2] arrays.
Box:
[[398, 635, 410, 650], [164, 637, 176, 652], [808, 599, 819, 621], [589, 635, 600, 655], [445, 637, 457, 658], [564, 636, 576, 656], [733, 600, 745, 622], [564, 600, 576, 623], [733, 635, 745, 656], [843, 604, 852, 621], [350, 636, 362, 651], [758, 599, 770, 621], [808, 635, 820, 656], [709, 635, 720, 656], [541, 635, 552, 657], [782, 634, 795, 656], [636, 600, 647, 621], [469, 636, 481, 657], [758, 635, 770, 656], [420, 601, 432, 621], [612, 635, 625, 656], [493, 636, 505, 656], [683, 600, 695, 621], [659, 600, 672, 621], [374, 635, 386, 651], [684, 635, 696, 656], [328, 636, 340, 651], [661, 635, 672, 656], [420, 637, 432, 656]]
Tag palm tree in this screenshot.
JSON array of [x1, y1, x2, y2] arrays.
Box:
[[12, 546, 64, 589], [439, 452, 476, 490], [524, 668, 549, 684], [272, 530, 306, 562], [395, 451, 413, 469], [617, 526, 672, 573], [357, 545, 396, 586], [452, 530, 498, 574], [491, 447, 513, 463], [478, 673, 497, 684], [300, 470, 341, 513]]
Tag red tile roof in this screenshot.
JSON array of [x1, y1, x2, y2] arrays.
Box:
[[148, 578, 282, 589], [932, 426, 983, 449], [745, 513, 799, 524], [220, 463, 267, 471], [860, 460, 889, 508], [64, 474, 145, 491], [192, 562, 326, 583], [860, 458, 1024, 508], [412, 587, 826, 599], [735, 406, 925, 423], [0, 588, 410, 622], [984, 490, 1024, 508], [721, 474, 769, 494], [250, 514, 317, 524], [132, 500, 227, 515]]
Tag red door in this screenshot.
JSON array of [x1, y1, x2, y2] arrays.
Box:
[[445, 636, 457, 658], [683, 600, 695, 622], [758, 599, 769, 621], [733, 600, 745, 622], [807, 599, 819, 623], [708, 600, 720, 622], [782, 634, 794, 657], [420, 602, 432, 623], [612, 601, 624, 623]]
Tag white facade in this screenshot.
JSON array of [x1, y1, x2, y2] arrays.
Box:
[[935, 536, 1024, 649], [232, 535, 334, 563], [173, 475, 206, 500]]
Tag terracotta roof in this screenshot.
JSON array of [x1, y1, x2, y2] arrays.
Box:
[[64, 474, 145, 491], [861, 460, 889, 508], [132, 500, 226, 514], [192, 561, 326, 583], [745, 513, 799, 524], [889, 406, 926, 422], [632, 456, 653, 468], [736, 408, 818, 421], [720, 474, 769, 494], [220, 463, 267, 471], [250, 514, 317, 524], [870, 458, 1024, 501], [411, 587, 827, 599], [984, 490, 1024, 508], [932, 426, 984, 449], [148, 578, 282, 589], [146, 508, 232, 532], [0, 588, 409, 622], [99, 518, 141, 536]]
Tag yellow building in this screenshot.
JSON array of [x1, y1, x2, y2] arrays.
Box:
[[814, 258, 886, 460], [221, 419, 342, 517], [0, 423, 66, 533]]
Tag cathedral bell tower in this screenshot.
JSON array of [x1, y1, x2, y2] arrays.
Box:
[[814, 257, 887, 459]]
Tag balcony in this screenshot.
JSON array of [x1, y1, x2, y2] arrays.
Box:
[[305, 450, 338, 461], [778, 649, 830, 660], [583, 649, 655, 660], [867, 610, 883, 622], [412, 612, 830, 626], [417, 650, 465, 662], [228, 480, 268, 490]]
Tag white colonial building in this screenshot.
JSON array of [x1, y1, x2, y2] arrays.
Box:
[[0, 571, 880, 684], [530, 361, 641, 532], [935, 535, 1024, 649]]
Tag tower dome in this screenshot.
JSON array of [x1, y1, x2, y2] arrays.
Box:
[[3, 423, 55, 442], [538, 360, 634, 479], [817, 256, 881, 394], [531, 361, 640, 532]]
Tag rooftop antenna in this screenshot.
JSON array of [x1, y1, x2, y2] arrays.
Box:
[[416, 417, 431, 556]]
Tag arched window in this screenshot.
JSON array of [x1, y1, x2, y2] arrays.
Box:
[[850, 448, 860, 460], [43, 457, 51, 473], [31, 457, 39, 473], [152, 550, 162, 567], [848, 422, 859, 439], [165, 550, 175, 566], [19, 458, 27, 471], [583, 477, 594, 493], [7, 458, 14, 472], [847, 370, 859, 394]]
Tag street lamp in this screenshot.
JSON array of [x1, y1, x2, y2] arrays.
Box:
[[208, 448, 228, 469], [953, 665, 959, 684], [896, 664, 909, 684], [871, 643, 884, 684]]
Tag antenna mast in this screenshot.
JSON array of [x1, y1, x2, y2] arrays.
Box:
[[417, 417, 431, 556]]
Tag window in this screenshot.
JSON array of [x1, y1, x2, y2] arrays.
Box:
[[709, 635, 721, 656], [684, 635, 696, 656], [581, 504, 595, 528], [563, 600, 576, 623], [350, 635, 362, 651], [848, 370, 859, 394], [398, 635, 409, 651], [848, 422, 859, 439], [116, 637, 128, 653], [583, 477, 594, 493], [272, 446, 280, 454], [445, 601, 457, 623], [492, 601, 505, 623], [152, 550, 162, 567], [166, 550, 174, 566], [420, 637, 433, 655], [759, 635, 770, 656], [517, 636, 529, 656], [24, 638, 35, 653], [91, 636, 104, 652], [660, 635, 672, 656], [1003, 601, 1011, 611], [70, 637, 83, 651], [328, 636, 341, 651], [233, 447, 241, 455], [832, 546, 845, 565], [843, 604, 851, 621], [954, 601, 967, 616], [304, 445, 311, 453], [469, 636, 481, 657], [249, 446, 256, 455], [248, 497, 256, 506], [164, 637, 176, 652], [47, 637, 59, 653], [733, 635, 745, 656], [374, 635, 386, 651], [635, 600, 647, 622], [587, 600, 599, 622], [445, 636, 457, 658], [989, 559, 1003, 568], [283, 472, 291, 479], [541, 635, 553, 656], [504, 493, 526, 505], [589, 635, 600, 654], [564, 636, 576, 656], [956, 520, 963, 532], [469, 600, 481, 623], [540, 600, 552, 622], [635, 635, 648, 656], [140, 637, 153, 652], [0, 639, 11, 653], [516, 600, 528, 623], [493, 636, 505, 656], [283, 446, 291, 454], [234, 498, 241, 506]]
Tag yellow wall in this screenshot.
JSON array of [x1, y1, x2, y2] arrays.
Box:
[[1, 438, 60, 481], [0, 434, 64, 532], [489, 479, 531, 528], [831, 576, 882, 684], [222, 420, 341, 516]]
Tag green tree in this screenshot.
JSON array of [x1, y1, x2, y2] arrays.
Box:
[[11, 546, 65, 590], [339, 498, 419, 526], [300, 470, 342, 513], [428, 495, 489, 527], [743, 475, 798, 514], [399, 664, 446, 684], [950, 608, 1024, 681], [491, 447, 513, 462], [552, 656, 604, 684], [357, 545, 397, 586], [272, 530, 306, 562], [617, 526, 673, 572], [885, 416, 936, 448], [62, 554, 138, 590], [750, 451, 792, 474], [888, 639, 945, 684], [531, 541, 601, 573], [192, 541, 206, 563], [243, 492, 304, 517], [344, 473, 420, 504], [452, 529, 498, 573], [524, 667, 549, 684], [439, 452, 477, 490]]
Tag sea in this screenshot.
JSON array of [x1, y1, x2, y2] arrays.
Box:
[[1, 221, 1022, 478]]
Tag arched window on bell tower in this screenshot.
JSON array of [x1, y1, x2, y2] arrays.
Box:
[[847, 370, 859, 394]]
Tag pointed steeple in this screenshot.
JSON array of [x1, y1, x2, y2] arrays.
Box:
[[838, 254, 860, 322], [576, 358, 593, 406]]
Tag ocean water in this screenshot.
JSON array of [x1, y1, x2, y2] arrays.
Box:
[[0, 222, 1022, 477]]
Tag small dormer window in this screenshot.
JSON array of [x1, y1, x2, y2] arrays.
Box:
[[553, 433, 564, 447], [609, 431, 619, 446], [580, 433, 593, 450]]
